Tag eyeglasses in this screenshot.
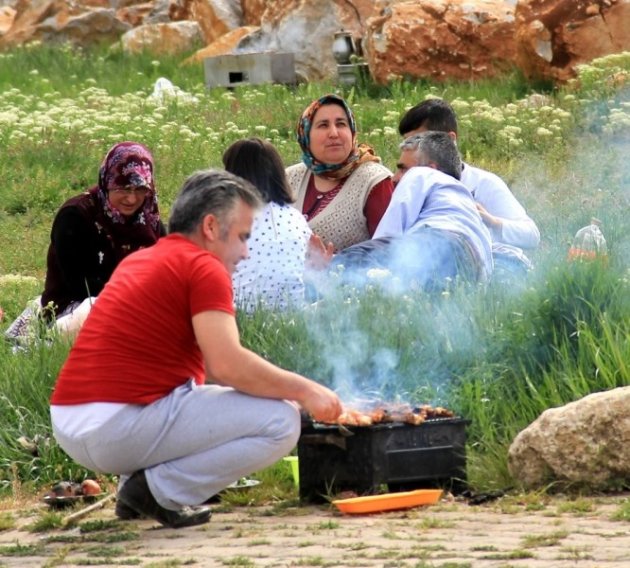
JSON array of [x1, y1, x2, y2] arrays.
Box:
[[110, 186, 150, 197]]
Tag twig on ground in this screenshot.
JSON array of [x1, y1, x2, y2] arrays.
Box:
[[62, 493, 115, 526]]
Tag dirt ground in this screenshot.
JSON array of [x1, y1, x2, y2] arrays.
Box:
[[1, 492, 629, 567]]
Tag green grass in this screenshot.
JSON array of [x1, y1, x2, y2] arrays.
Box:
[[26, 511, 64, 532], [479, 549, 535, 560], [521, 530, 568, 548], [0, 44, 629, 498], [0, 513, 16, 531], [0, 542, 45, 557], [610, 499, 630, 522]]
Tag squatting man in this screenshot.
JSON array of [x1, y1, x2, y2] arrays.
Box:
[[50, 169, 342, 529]]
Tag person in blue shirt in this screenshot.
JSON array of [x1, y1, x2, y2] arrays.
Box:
[[332, 131, 493, 292], [398, 98, 540, 277]]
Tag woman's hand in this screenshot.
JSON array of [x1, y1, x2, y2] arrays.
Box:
[[306, 233, 335, 270]]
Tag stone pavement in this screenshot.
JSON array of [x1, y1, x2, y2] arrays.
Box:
[[0, 492, 629, 567]]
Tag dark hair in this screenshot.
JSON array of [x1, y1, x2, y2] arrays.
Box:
[[400, 131, 462, 181], [222, 138, 294, 205], [168, 169, 262, 235], [398, 99, 459, 137]]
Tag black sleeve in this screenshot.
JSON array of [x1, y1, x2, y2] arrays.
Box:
[[158, 220, 167, 237], [50, 207, 110, 298]]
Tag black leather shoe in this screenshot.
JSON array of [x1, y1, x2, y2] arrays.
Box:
[[117, 470, 211, 529], [115, 498, 141, 520]]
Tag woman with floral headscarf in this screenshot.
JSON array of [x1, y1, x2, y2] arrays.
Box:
[[286, 94, 394, 252], [5, 142, 165, 343]]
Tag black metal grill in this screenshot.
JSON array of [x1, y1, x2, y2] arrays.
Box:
[[297, 417, 469, 502]]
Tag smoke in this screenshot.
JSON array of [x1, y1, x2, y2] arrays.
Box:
[[234, 29, 271, 55], [508, 90, 630, 274], [298, 82, 629, 406], [302, 259, 481, 407], [321, 327, 398, 402]]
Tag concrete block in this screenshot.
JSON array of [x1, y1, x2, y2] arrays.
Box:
[[204, 52, 296, 89]]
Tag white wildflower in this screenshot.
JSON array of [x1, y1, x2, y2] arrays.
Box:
[[0, 274, 39, 285], [366, 268, 392, 281]]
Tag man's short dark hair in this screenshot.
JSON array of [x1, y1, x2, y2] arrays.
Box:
[[168, 169, 262, 235], [400, 131, 462, 181], [398, 98, 459, 137]]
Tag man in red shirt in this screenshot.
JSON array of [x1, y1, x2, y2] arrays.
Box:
[[50, 169, 342, 528]]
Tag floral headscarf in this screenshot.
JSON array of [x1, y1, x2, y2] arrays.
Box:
[[94, 141, 161, 230], [41, 141, 163, 315], [296, 94, 381, 180]]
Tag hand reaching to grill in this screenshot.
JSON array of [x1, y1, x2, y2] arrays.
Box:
[[300, 382, 343, 424]]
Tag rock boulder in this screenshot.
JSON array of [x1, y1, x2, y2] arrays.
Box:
[[241, 0, 266, 26], [168, 0, 241, 44], [0, 0, 129, 48], [183, 24, 257, 64], [508, 386, 630, 488], [514, 0, 630, 82], [364, 0, 518, 84], [121, 20, 203, 55], [189, 0, 377, 82], [1, 0, 628, 85], [0, 5, 15, 35], [45, 8, 130, 44], [116, 2, 155, 28]]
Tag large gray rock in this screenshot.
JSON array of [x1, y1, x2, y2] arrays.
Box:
[[40, 8, 130, 44], [508, 386, 630, 488]]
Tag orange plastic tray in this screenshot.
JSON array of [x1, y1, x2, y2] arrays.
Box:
[[333, 489, 442, 514]]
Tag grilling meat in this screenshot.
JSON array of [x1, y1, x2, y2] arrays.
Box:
[[335, 408, 375, 427], [321, 403, 455, 427]]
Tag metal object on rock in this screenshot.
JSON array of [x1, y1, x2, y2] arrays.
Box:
[[332, 30, 369, 86], [337, 62, 369, 86], [332, 31, 356, 65], [204, 52, 296, 89]]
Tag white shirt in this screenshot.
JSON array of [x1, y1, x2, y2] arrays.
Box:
[[233, 201, 311, 313], [461, 164, 540, 250], [374, 167, 493, 280]]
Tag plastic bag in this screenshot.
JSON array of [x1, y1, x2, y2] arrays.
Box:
[[567, 218, 608, 262]]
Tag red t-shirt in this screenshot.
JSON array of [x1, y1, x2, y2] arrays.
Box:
[[50, 234, 235, 405]]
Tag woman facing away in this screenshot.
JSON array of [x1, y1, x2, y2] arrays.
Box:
[[286, 94, 394, 252], [5, 141, 165, 342], [223, 137, 316, 313]]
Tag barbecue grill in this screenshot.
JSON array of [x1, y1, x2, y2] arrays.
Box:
[[298, 417, 469, 502]]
